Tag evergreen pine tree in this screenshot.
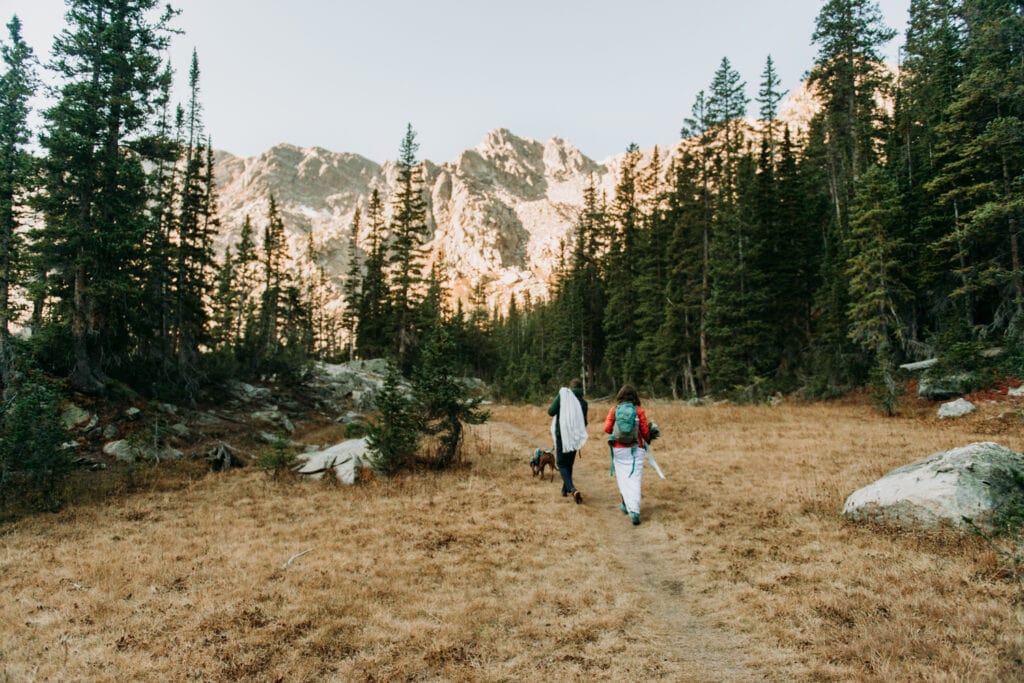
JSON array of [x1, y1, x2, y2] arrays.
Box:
[[847, 165, 910, 413], [706, 152, 773, 398], [893, 0, 965, 345], [35, 0, 179, 393], [602, 144, 642, 387], [341, 205, 362, 359], [357, 188, 391, 358], [172, 51, 216, 379], [681, 90, 717, 386], [806, 0, 896, 393], [707, 56, 750, 199], [258, 194, 287, 362], [366, 365, 419, 475], [757, 54, 786, 159], [413, 323, 489, 469], [0, 16, 36, 388], [388, 124, 428, 365], [770, 127, 823, 385], [655, 151, 707, 398], [928, 0, 1024, 340], [140, 70, 180, 367], [210, 246, 236, 351], [233, 214, 259, 349]]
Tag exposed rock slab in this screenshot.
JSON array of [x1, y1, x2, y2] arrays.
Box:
[[296, 438, 371, 485]]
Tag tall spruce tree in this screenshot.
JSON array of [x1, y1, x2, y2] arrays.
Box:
[[388, 123, 428, 365], [172, 51, 217, 378], [707, 56, 750, 200], [928, 0, 1024, 340], [681, 90, 717, 386], [633, 148, 675, 392], [847, 165, 910, 413], [771, 127, 823, 385], [357, 188, 390, 358], [706, 152, 773, 397], [341, 205, 362, 359], [35, 0, 178, 393], [258, 194, 287, 361], [0, 16, 36, 388], [655, 151, 708, 398], [559, 176, 608, 390], [894, 0, 965, 344], [210, 246, 236, 351], [757, 55, 786, 158], [807, 0, 896, 392], [141, 64, 179, 366], [602, 143, 642, 387], [232, 214, 259, 347]]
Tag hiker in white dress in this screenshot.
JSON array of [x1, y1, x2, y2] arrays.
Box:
[[604, 385, 654, 526]]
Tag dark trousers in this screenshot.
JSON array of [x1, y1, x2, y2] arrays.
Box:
[[557, 450, 577, 494]]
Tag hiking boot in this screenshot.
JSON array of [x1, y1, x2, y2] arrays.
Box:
[[630, 513, 641, 526], [562, 490, 568, 497], [620, 502, 628, 515], [573, 490, 582, 505]]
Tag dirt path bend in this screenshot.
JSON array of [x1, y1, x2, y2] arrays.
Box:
[[483, 420, 772, 682]]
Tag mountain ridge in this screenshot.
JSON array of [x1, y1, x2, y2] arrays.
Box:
[[212, 86, 818, 309]]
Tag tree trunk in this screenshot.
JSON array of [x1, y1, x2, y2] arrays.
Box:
[[71, 258, 103, 394]]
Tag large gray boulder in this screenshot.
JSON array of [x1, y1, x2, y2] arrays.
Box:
[[937, 398, 975, 419], [295, 438, 371, 485], [843, 442, 1024, 532]]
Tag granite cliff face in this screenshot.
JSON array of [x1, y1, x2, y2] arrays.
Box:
[[213, 128, 624, 307], [212, 92, 817, 308]]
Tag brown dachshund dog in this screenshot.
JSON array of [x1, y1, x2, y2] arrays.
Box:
[[531, 448, 556, 481]]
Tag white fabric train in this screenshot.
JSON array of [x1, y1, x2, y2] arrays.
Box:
[[551, 387, 588, 453]]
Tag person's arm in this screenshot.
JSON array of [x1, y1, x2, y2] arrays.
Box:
[[637, 406, 651, 443], [603, 406, 615, 435], [581, 398, 589, 425], [547, 393, 560, 417]]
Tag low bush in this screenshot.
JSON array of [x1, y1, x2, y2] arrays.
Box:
[[0, 366, 71, 514]]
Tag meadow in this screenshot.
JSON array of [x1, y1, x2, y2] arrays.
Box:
[[1, 399, 1022, 681]]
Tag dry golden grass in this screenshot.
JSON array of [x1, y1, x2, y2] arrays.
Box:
[[1, 399, 1023, 681]]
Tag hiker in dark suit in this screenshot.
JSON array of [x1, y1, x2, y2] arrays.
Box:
[[547, 378, 588, 504]]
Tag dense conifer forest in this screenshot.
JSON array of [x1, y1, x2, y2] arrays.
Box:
[[1, 0, 1023, 415]]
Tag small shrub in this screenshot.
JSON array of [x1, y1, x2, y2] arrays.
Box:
[[0, 367, 72, 513], [966, 469, 1024, 589], [258, 433, 298, 478], [931, 341, 987, 378], [413, 328, 490, 469], [366, 367, 420, 476], [868, 359, 903, 416], [343, 421, 367, 439]]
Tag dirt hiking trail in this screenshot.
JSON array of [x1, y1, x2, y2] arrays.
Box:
[[484, 419, 783, 681]]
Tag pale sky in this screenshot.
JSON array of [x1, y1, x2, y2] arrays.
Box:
[[6, 0, 911, 164]]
